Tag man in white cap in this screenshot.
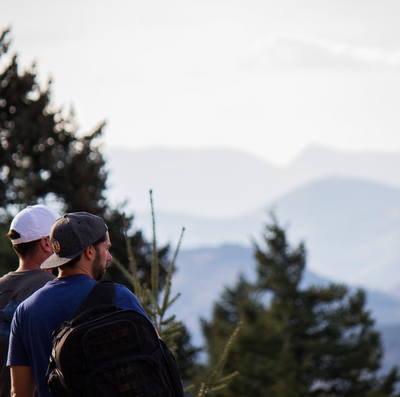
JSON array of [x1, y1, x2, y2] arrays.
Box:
[[0, 205, 60, 397]]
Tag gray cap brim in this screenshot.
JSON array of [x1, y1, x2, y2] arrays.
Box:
[[40, 246, 87, 270]]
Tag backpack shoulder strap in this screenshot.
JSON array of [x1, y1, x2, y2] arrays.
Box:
[[67, 281, 116, 320]]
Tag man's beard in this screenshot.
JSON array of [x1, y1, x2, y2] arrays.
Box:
[[92, 250, 106, 281]]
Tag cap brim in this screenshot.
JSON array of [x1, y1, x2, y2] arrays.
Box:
[[40, 247, 86, 270]]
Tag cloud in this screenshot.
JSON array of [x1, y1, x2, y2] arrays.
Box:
[[242, 32, 400, 71]]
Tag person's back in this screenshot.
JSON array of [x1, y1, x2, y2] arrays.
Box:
[[0, 205, 60, 397]]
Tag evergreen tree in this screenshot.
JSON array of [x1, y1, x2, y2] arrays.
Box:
[[0, 35, 106, 214], [201, 275, 274, 396], [0, 28, 107, 273], [202, 217, 400, 397]]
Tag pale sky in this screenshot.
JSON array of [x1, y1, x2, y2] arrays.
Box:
[[1, 0, 400, 165]]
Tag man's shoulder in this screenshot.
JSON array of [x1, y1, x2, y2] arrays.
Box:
[[15, 276, 96, 319], [0, 270, 55, 306], [25, 269, 55, 283], [0, 269, 54, 283], [114, 283, 133, 296], [113, 283, 147, 316]]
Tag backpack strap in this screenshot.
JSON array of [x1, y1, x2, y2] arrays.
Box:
[[67, 281, 116, 321]]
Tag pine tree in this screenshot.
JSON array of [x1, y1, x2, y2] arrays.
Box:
[[0, 34, 106, 214], [201, 275, 274, 396], [0, 28, 108, 273], [202, 216, 400, 397]]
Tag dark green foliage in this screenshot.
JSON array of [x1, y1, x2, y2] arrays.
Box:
[[202, 217, 400, 397], [0, 28, 107, 274], [201, 276, 273, 396], [0, 50, 107, 214], [0, 220, 17, 274], [168, 320, 202, 384]]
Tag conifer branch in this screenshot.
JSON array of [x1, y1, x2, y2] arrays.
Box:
[[196, 322, 241, 397], [160, 314, 177, 325], [150, 190, 159, 303], [183, 385, 195, 395], [121, 212, 141, 296], [211, 372, 239, 387], [161, 227, 185, 317], [166, 293, 181, 308], [197, 383, 206, 397], [111, 257, 136, 289]]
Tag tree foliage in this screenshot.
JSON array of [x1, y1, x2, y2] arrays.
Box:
[[0, 28, 107, 273], [0, 35, 106, 215], [202, 216, 400, 397]]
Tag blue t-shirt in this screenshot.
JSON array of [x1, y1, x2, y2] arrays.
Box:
[[8, 275, 149, 397]]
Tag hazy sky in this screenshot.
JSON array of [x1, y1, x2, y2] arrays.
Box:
[[1, 0, 400, 165]]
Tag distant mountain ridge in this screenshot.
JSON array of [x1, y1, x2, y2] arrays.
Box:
[[104, 147, 278, 217], [104, 144, 400, 294], [104, 145, 400, 217], [288, 145, 400, 190], [132, 177, 400, 294]]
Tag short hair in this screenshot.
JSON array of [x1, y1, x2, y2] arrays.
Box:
[[7, 229, 41, 259], [93, 233, 108, 250], [60, 232, 108, 268]]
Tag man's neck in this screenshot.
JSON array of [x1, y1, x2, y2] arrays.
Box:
[[16, 258, 42, 272], [58, 264, 93, 279]]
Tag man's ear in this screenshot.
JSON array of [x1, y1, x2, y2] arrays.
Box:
[[83, 245, 95, 260], [40, 237, 53, 253]]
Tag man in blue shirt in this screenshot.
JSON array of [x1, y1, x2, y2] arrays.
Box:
[[8, 212, 149, 397]]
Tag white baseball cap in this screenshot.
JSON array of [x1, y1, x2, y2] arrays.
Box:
[[9, 205, 61, 244]]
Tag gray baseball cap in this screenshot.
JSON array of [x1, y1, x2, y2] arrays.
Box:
[[41, 212, 108, 270]]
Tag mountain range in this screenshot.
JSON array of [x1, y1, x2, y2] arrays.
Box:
[[103, 145, 400, 297], [104, 145, 400, 217], [121, 179, 400, 295]]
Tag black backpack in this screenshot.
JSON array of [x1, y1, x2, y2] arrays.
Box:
[[45, 282, 184, 397]]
